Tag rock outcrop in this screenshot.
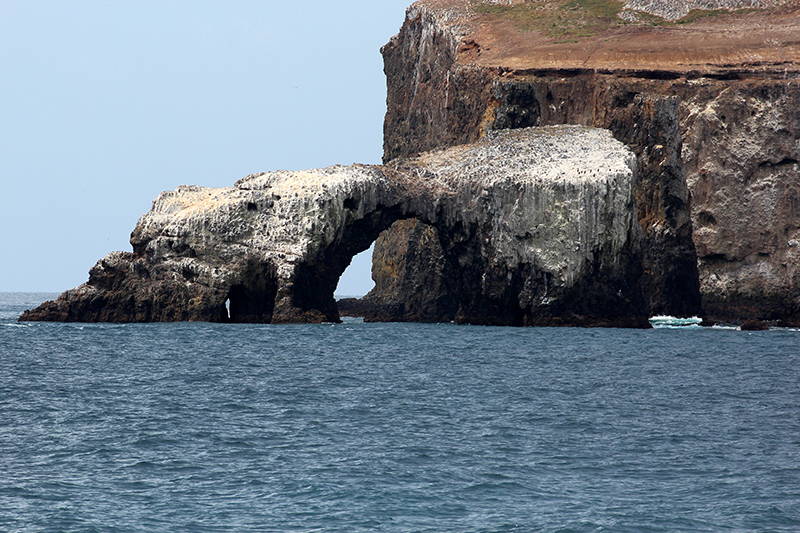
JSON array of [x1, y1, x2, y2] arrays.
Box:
[[368, 126, 647, 327], [23, 165, 412, 324], [621, 0, 787, 22], [21, 127, 650, 327], [371, 0, 800, 326], [682, 81, 800, 325], [23, 0, 799, 326]]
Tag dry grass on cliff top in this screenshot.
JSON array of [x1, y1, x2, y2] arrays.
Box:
[[472, 0, 766, 38], [458, 0, 800, 73], [473, 0, 623, 37]]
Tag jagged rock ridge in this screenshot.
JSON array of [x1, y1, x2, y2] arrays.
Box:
[[21, 126, 650, 327]]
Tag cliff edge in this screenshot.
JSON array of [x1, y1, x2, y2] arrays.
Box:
[[375, 0, 800, 325]]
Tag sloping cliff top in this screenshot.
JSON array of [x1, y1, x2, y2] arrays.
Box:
[[408, 0, 800, 76]]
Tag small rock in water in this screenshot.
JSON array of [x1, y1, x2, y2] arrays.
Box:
[[740, 319, 769, 331]]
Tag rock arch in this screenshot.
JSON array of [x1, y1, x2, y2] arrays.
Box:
[[270, 204, 418, 323], [21, 127, 651, 327]]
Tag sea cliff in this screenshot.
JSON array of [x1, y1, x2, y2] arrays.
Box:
[[371, 0, 800, 326], [21, 0, 800, 326]]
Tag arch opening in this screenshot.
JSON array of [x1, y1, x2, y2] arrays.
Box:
[[335, 243, 375, 299], [283, 205, 412, 323], [334, 218, 463, 323]]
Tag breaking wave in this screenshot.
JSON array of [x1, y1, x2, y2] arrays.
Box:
[[649, 315, 703, 328]]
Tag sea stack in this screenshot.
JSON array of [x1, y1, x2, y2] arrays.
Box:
[[21, 127, 649, 327]]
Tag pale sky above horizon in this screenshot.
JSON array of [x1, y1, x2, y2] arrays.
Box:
[[1, 0, 413, 295]]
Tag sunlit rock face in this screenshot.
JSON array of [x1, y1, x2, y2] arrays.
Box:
[[21, 126, 649, 327], [621, 0, 788, 22], [682, 81, 800, 324]]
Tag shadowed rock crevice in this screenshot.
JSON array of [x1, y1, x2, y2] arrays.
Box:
[[225, 260, 277, 323]]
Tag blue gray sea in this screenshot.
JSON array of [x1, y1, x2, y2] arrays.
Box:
[[2, 292, 799, 532]]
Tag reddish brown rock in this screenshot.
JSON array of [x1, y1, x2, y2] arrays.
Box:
[[740, 318, 770, 331]]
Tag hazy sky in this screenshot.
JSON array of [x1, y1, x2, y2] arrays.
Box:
[[1, 0, 413, 295]]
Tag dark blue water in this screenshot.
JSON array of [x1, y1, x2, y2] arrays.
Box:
[[2, 293, 799, 532]]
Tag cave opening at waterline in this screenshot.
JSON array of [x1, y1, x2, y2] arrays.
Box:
[[221, 260, 279, 324]]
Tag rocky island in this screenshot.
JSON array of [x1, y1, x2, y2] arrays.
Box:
[[22, 127, 649, 327], [22, 0, 800, 326]]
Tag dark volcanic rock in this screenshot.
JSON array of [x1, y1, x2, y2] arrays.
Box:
[[21, 127, 649, 327], [357, 218, 455, 323], [740, 318, 769, 331], [372, 0, 800, 325]]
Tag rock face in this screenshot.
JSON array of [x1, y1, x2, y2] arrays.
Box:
[[24, 0, 799, 326], [621, 0, 787, 21], [682, 81, 800, 324], [370, 126, 647, 327], [21, 127, 650, 327], [373, 0, 800, 325], [23, 165, 412, 324]]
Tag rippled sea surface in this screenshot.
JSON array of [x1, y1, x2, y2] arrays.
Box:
[[2, 293, 799, 532]]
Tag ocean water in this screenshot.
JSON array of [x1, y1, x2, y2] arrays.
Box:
[[2, 293, 799, 532]]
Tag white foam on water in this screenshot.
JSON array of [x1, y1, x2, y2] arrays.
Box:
[[649, 315, 703, 329]]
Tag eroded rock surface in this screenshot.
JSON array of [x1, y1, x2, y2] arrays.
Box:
[[24, 0, 795, 326], [21, 127, 649, 327], [374, 0, 800, 325], [622, 0, 788, 21], [682, 81, 800, 323], [23, 165, 414, 323], [373, 126, 647, 326]]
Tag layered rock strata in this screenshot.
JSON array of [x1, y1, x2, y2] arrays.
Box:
[[373, 0, 800, 325], [21, 126, 649, 327]]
